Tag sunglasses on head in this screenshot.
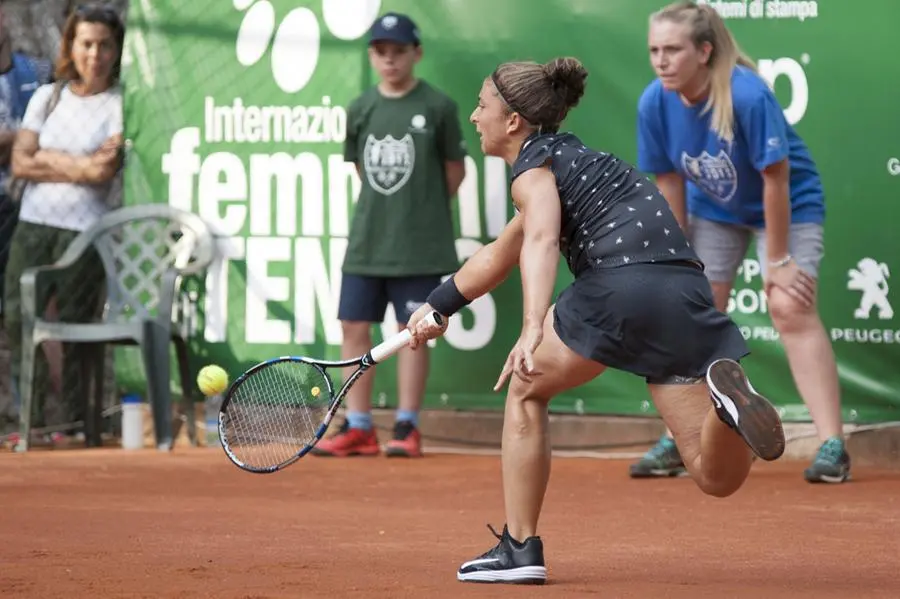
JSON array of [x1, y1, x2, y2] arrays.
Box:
[[74, 3, 121, 24]]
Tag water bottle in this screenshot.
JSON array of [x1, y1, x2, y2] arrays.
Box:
[[204, 394, 223, 447], [121, 394, 144, 450]]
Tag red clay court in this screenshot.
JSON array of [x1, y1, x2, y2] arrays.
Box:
[[1, 448, 898, 598]]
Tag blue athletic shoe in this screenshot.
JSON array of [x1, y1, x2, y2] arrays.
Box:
[[629, 435, 687, 478], [804, 437, 851, 483]]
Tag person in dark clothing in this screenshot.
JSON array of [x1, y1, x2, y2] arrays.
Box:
[[406, 56, 786, 585]]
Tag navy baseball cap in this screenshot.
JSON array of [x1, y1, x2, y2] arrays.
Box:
[[369, 12, 420, 46]]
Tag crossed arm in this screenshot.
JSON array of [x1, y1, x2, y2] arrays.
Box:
[[11, 130, 122, 184]]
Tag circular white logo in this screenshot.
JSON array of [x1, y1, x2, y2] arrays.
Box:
[[411, 114, 426, 130], [887, 157, 900, 176], [235, 0, 383, 93]]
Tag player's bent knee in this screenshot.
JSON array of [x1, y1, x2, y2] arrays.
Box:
[[503, 390, 549, 441], [507, 376, 555, 406]]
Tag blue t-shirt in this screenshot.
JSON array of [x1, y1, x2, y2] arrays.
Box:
[[0, 53, 50, 188], [636, 66, 824, 228]]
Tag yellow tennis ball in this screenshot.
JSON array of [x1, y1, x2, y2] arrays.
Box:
[[311, 386, 320, 397], [197, 365, 228, 396]]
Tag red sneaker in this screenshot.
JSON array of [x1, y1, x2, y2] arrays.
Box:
[[311, 421, 379, 457], [385, 420, 423, 457]]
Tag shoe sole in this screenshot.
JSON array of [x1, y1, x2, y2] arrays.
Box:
[[384, 447, 423, 458], [706, 359, 785, 462], [629, 467, 688, 479], [309, 447, 380, 457], [805, 471, 851, 484], [457, 565, 547, 584], [384, 439, 423, 457]]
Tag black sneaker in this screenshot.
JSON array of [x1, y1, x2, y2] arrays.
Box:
[[457, 524, 546, 585], [706, 358, 786, 461]]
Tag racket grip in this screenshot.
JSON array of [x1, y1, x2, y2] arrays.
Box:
[[369, 311, 444, 364]]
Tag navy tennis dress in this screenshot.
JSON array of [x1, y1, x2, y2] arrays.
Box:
[[511, 131, 748, 383]]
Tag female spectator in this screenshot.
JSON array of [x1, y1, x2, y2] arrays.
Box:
[[631, 1, 849, 483], [4, 4, 124, 432]]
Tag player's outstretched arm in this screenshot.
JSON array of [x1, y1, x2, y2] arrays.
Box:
[[428, 213, 525, 315], [407, 215, 524, 348], [455, 213, 525, 300]]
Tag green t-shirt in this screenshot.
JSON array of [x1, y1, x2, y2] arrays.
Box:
[[342, 80, 467, 277]]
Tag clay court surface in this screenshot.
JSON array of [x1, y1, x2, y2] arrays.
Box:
[[1, 449, 898, 598]]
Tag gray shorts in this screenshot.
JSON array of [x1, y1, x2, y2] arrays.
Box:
[[687, 218, 824, 282]]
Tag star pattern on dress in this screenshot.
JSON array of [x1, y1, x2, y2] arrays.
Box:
[[514, 132, 696, 274]]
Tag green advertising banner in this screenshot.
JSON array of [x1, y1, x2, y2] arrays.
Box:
[[120, 0, 899, 423]]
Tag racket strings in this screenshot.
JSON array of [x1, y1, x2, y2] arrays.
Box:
[[221, 361, 331, 470]]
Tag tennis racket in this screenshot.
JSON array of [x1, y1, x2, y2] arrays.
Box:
[[218, 311, 443, 474]]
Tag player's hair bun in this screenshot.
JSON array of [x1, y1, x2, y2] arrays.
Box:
[[543, 57, 588, 110]]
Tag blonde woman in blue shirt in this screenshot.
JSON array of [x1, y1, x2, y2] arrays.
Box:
[[630, 1, 848, 484]]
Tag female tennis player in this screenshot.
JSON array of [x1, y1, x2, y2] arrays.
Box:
[[406, 56, 785, 585], [629, 1, 849, 484]]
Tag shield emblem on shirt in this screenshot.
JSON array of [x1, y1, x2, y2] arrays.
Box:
[[680, 150, 738, 203], [364, 133, 416, 196]]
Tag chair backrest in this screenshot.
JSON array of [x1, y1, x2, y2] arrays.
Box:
[[58, 204, 216, 323]]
